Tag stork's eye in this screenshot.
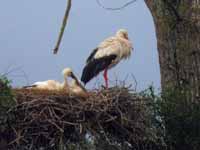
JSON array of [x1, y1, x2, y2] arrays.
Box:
[[123, 33, 128, 39]]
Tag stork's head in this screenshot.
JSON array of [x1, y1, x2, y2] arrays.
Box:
[[62, 68, 73, 77], [116, 29, 129, 40], [62, 67, 78, 80]]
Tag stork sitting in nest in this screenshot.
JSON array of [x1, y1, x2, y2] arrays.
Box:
[[23, 68, 88, 97], [23, 68, 72, 91]]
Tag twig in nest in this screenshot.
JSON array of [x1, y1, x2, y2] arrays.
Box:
[[53, 0, 72, 54], [105, 116, 117, 123], [47, 120, 64, 133], [9, 128, 23, 145], [97, 121, 111, 144]]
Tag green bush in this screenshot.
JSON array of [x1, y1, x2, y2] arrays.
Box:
[[0, 75, 15, 107], [0, 76, 16, 133], [156, 88, 200, 150], [142, 86, 200, 150]]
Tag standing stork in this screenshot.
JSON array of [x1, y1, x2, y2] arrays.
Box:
[[81, 29, 133, 88]]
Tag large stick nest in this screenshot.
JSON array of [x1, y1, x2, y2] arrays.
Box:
[[0, 86, 164, 150]]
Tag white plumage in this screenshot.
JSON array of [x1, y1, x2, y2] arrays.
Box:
[[24, 68, 72, 91], [24, 67, 89, 97], [81, 29, 133, 88], [95, 29, 132, 60]]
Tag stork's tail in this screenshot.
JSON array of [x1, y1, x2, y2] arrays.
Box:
[[81, 55, 117, 85]]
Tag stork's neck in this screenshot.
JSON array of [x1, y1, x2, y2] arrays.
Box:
[[118, 36, 132, 47], [118, 36, 132, 46], [117, 37, 133, 59], [62, 77, 69, 89], [72, 77, 87, 92]]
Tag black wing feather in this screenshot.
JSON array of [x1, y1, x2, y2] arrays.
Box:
[[86, 48, 98, 63], [81, 54, 117, 84]]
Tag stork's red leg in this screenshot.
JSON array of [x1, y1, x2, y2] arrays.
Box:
[[103, 69, 108, 88]]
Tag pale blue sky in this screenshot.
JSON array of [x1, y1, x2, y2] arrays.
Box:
[[0, 0, 160, 91]]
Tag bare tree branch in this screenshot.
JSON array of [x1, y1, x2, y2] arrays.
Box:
[[53, 0, 72, 54], [96, 0, 136, 11]]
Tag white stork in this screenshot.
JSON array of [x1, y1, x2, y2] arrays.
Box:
[[23, 68, 72, 91], [81, 29, 133, 88]]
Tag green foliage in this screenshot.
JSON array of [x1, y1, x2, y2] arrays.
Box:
[[0, 75, 16, 133], [139, 86, 166, 146], [156, 88, 200, 150], [0, 75, 15, 107], [141, 85, 200, 150]]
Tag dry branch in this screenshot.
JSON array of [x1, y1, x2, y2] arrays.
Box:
[[53, 0, 72, 54], [96, 0, 137, 11]]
